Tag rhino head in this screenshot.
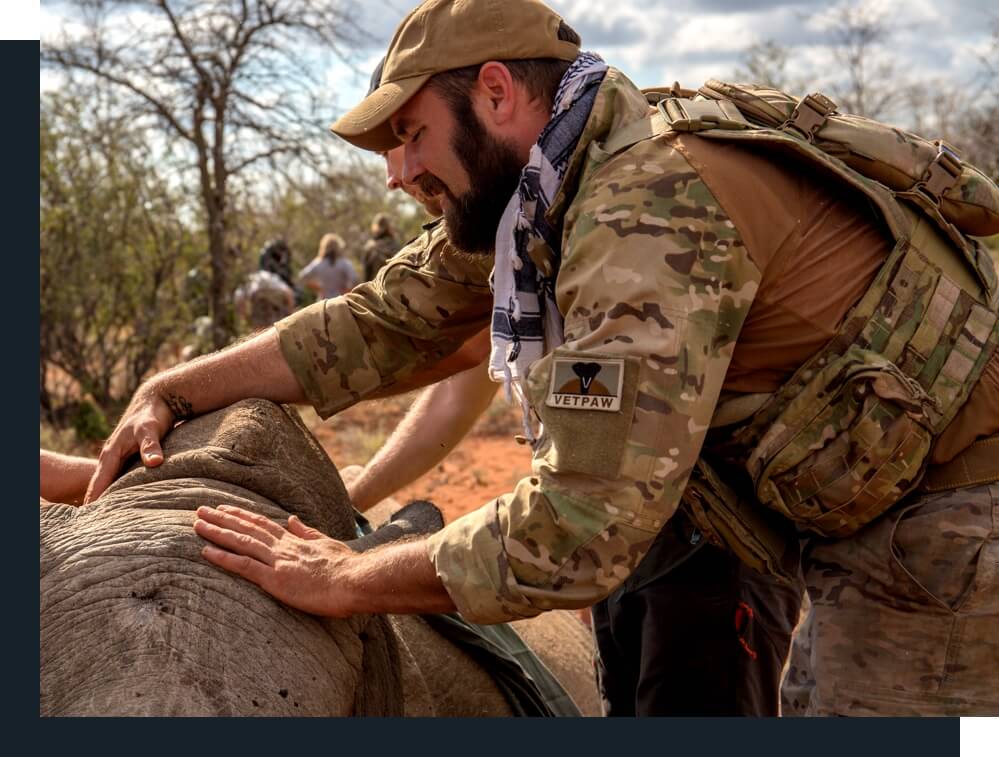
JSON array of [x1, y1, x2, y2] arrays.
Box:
[[40, 399, 402, 716]]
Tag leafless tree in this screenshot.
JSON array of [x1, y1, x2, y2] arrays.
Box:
[[735, 39, 807, 93], [821, 1, 912, 120], [950, 20, 999, 181], [42, 0, 364, 347], [734, 5, 904, 112]]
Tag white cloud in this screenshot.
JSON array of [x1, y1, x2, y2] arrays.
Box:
[[40, 3, 82, 43], [40, 68, 62, 94], [668, 14, 761, 55]]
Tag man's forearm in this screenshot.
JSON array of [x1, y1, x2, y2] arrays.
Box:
[[149, 327, 306, 418], [86, 327, 311, 503], [40, 450, 98, 505], [344, 539, 456, 615], [350, 362, 497, 511]]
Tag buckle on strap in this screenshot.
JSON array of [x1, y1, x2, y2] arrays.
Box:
[[783, 92, 837, 141], [657, 97, 750, 133], [917, 141, 963, 202], [642, 81, 697, 105]]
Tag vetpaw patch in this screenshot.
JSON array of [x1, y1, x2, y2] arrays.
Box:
[[546, 357, 624, 412]]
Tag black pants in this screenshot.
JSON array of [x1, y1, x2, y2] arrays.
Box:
[[591, 514, 803, 716]]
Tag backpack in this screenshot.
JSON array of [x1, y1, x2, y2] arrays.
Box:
[[601, 80, 999, 566]]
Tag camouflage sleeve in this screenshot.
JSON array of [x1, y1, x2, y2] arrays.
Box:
[[426, 139, 763, 623], [276, 223, 493, 418]]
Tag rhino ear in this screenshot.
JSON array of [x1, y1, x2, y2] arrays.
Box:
[[345, 500, 444, 553], [389, 499, 445, 533]]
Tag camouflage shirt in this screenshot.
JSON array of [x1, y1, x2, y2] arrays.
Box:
[[423, 70, 766, 622], [277, 221, 494, 417], [279, 69, 767, 623]]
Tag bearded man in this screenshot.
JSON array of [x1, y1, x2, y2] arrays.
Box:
[[346, 59, 803, 716]]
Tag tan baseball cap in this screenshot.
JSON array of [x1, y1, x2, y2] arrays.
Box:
[[331, 0, 580, 152]]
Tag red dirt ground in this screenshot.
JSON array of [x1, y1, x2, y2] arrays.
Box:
[[303, 391, 533, 524]]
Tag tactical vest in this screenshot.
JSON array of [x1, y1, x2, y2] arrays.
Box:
[[601, 81, 999, 579]]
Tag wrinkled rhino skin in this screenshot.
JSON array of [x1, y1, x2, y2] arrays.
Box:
[[510, 613, 601, 717], [40, 400, 401, 716]]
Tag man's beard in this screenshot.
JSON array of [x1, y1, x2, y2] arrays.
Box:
[[419, 99, 525, 254]]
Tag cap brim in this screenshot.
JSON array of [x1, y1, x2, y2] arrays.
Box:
[[330, 74, 431, 152]]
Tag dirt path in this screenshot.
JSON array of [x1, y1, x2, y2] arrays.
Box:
[[393, 435, 533, 521]]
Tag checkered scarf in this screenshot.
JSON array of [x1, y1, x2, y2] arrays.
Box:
[[488, 52, 608, 431]]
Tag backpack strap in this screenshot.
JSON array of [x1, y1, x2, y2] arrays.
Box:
[[600, 106, 670, 155], [599, 95, 750, 157]]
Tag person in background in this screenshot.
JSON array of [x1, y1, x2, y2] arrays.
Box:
[[234, 239, 296, 331], [361, 213, 401, 281], [258, 238, 295, 290], [297, 233, 359, 300]]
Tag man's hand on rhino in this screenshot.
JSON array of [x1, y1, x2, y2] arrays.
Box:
[[194, 503, 457, 617], [194, 504, 356, 618], [85, 329, 312, 504], [85, 386, 178, 504]]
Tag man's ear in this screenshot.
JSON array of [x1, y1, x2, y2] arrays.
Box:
[[474, 61, 517, 126]]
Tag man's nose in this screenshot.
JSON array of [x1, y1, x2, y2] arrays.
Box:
[[384, 149, 404, 191], [385, 168, 402, 192], [401, 145, 426, 187]]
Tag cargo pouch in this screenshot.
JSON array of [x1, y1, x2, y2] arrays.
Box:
[[749, 346, 938, 538], [681, 457, 800, 584]]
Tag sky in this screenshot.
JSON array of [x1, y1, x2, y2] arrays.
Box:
[[41, 0, 997, 112], [323, 0, 997, 120], [39, 0, 997, 166]]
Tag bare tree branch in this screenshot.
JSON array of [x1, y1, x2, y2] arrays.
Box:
[[42, 0, 363, 347]]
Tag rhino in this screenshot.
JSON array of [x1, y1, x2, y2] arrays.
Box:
[[40, 399, 599, 716]]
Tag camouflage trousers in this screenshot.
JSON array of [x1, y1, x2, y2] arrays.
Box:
[[782, 482, 999, 716]]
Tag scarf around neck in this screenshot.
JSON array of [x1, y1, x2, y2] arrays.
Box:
[[488, 52, 608, 435]]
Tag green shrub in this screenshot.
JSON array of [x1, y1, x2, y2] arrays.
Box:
[[72, 401, 111, 443]]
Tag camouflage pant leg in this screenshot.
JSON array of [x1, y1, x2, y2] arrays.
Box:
[[798, 482, 999, 716], [780, 592, 814, 717]]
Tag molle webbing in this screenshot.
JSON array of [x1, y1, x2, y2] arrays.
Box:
[[727, 235, 999, 462], [714, 232, 999, 535]]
